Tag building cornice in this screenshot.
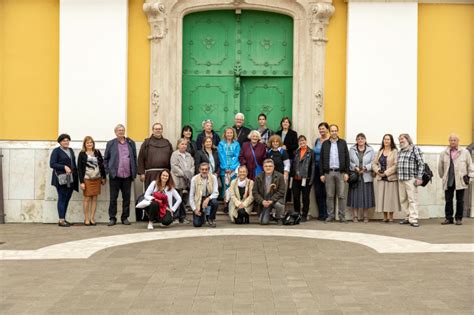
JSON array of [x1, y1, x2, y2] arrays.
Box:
[[345, 0, 473, 4]]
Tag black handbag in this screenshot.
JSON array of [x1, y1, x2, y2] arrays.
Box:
[[463, 175, 470, 185], [348, 170, 359, 184], [161, 210, 173, 226]]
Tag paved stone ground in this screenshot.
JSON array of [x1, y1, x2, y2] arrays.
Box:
[[1, 218, 473, 314]]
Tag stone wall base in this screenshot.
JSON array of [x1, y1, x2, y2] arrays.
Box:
[[1, 141, 472, 223]]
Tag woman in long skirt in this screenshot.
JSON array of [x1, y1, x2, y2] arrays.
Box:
[[372, 134, 400, 222], [347, 133, 375, 223]]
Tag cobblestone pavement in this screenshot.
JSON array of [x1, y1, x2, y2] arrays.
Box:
[[1, 218, 473, 314]]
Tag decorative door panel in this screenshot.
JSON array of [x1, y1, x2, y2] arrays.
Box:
[[183, 11, 236, 76], [182, 10, 293, 136], [240, 11, 293, 77], [182, 76, 236, 135], [240, 77, 292, 132]]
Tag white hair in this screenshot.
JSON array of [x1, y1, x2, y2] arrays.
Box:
[[201, 119, 213, 128], [114, 124, 126, 132], [448, 133, 460, 141], [235, 113, 245, 120], [248, 130, 261, 140]]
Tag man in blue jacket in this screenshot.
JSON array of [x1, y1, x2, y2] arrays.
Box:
[[104, 124, 137, 226]]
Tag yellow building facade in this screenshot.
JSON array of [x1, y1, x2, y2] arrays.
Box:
[[0, 0, 472, 223], [1, 0, 472, 144]]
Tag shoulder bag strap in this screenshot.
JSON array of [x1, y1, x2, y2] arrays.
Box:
[[250, 145, 259, 167]]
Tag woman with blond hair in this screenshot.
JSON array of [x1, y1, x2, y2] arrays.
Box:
[[218, 127, 241, 205], [77, 136, 106, 225], [267, 134, 290, 180], [170, 138, 194, 224], [228, 166, 254, 224]]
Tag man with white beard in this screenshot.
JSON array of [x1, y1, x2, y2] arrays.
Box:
[[397, 133, 424, 227]]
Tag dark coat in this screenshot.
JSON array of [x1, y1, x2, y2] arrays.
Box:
[[77, 150, 106, 183], [233, 125, 251, 146], [104, 137, 137, 179], [239, 142, 267, 181], [194, 149, 220, 175], [186, 140, 198, 157], [50, 147, 79, 191], [137, 136, 173, 174], [267, 148, 289, 174], [252, 171, 286, 210], [276, 129, 298, 160], [319, 138, 350, 174], [292, 147, 315, 184], [196, 131, 220, 151]]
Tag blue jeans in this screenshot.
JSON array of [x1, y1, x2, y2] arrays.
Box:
[[193, 198, 218, 227], [56, 186, 74, 219]]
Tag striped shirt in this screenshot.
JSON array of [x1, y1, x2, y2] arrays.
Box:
[[397, 145, 424, 181]]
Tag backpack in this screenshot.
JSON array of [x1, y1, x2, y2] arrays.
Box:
[[282, 212, 301, 225], [420, 163, 433, 187], [412, 146, 432, 187]]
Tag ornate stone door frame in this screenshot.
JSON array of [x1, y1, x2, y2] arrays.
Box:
[[144, 0, 334, 142]]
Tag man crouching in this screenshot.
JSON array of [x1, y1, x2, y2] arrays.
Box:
[[253, 159, 286, 225], [189, 162, 219, 227]]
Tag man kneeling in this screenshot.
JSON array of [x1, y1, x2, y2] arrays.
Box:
[[189, 162, 219, 227], [253, 159, 286, 224]]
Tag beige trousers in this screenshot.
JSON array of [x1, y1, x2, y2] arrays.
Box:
[[398, 180, 419, 223]]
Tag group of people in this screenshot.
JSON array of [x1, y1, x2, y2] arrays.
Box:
[[50, 113, 473, 229]]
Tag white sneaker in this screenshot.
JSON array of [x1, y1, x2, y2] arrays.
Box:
[[147, 222, 154, 230]]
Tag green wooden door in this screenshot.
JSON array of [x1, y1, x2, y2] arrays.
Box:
[[182, 10, 293, 135]]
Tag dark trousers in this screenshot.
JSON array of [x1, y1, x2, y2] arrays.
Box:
[[56, 186, 74, 219], [146, 201, 173, 226], [235, 208, 250, 224], [175, 189, 188, 222], [108, 177, 132, 221], [193, 198, 218, 227], [292, 179, 311, 218], [313, 166, 328, 220], [445, 185, 465, 221], [146, 201, 161, 222]]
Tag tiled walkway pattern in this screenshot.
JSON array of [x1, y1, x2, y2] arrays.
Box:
[[1, 228, 473, 260], [1, 220, 473, 314]]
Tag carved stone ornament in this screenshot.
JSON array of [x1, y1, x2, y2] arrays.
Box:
[[314, 90, 323, 115], [232, 0, 245, 6], [310, 3, 335, 44], [151, 90, 160, 115], [143, 2, 167, 41]]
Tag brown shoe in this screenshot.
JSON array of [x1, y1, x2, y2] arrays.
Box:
[[455, 220, 462, 225], [441, 219, 454, 225]]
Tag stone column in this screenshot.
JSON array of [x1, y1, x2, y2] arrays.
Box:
[[310, 2, 335, 128], [143, 1, 168, 132], [306, 2, 335, 219]]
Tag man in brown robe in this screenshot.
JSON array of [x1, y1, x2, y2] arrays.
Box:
[[137, 123, 173, 188]]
